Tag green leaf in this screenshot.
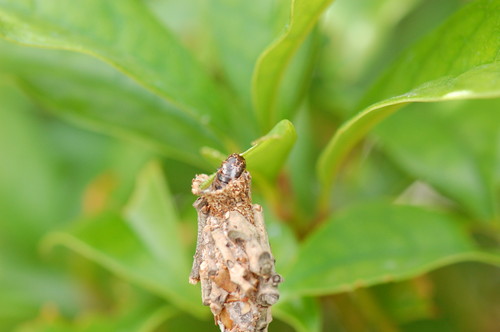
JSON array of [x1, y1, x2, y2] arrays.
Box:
[[0, 0, 232, 134], [374, 99, 500, 223], [143, 0, 211, 62], [14, 304, 177, 332], [287, 108, 319, 217], [0, 81, 61, 251], [274, 33, 320, 127], [0, 42, 224, 168], [281, 202, 500, 297], [312, 0, 465, 115], [208, 0, 289, 109], [0, 85, 78, 327], [242, 119, 297, 181], [44, 213, 205, 318], [44, 163, 206, 318], [209, 0, 317, 135], [252, 0, 335, 130], [0, 80, 154, 330], [124, 162, 190, 274], [317, 0, 500, 196], [274, 297, 321, 332]]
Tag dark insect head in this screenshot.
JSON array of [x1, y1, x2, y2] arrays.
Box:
[[213, 153, 246, 190]]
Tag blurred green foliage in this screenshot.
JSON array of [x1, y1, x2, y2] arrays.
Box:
[[0, 0, 499, 331]]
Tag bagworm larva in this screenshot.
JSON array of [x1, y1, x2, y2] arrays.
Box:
[[190, 154, 282, 332]]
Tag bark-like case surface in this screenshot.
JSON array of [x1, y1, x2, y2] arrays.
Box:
[[190, 154, 282, 332]]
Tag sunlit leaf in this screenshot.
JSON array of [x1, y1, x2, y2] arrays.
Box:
[[311, 0, 461, 115], [0, 0, 232, 134], [317, 0, 500, 198], [282, 202, 500, 297], [0, 42, 224, 168], [375, 99, 500, 223], [252, 0, 335, 130]]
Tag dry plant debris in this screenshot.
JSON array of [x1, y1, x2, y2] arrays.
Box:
[[190, 154, 283, 332]]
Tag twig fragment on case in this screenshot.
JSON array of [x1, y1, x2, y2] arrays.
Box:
[[190, 154, 282, 332]]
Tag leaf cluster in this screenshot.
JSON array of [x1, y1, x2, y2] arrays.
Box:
[[1, 0, 499, 331]]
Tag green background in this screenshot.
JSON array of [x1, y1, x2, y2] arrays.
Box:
[[0, 0, 499, 331]]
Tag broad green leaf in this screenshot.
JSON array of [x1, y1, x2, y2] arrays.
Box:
[[274, 297, 321, 332], [0, 42, 224, 168], [143, 0, 211, 62], [375, 99, 500, 223], [252, 0, 334, 130], [0, 0, 232, 134], [360, 0, 500, 107], [317, 0, 500, 198], [321, 0, 421, 82], [44, 163, 206, 318], [281, 202, 500, 297], [312, 0, 459, 115]]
